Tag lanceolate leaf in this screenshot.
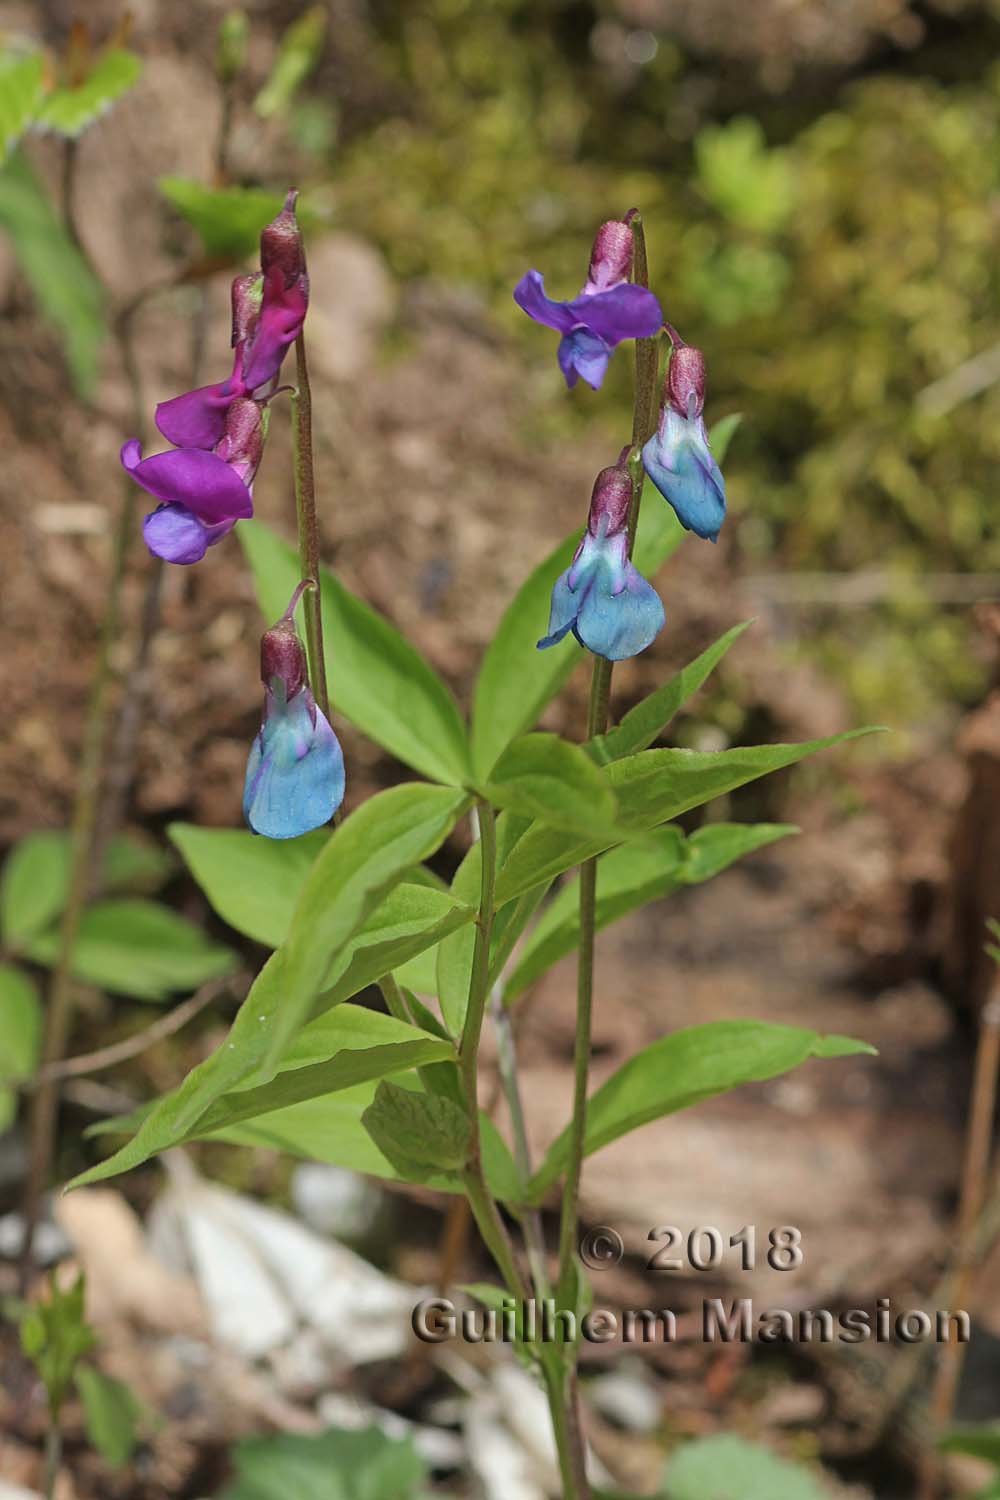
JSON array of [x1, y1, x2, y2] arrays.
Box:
[[505, 823, 794, 1001], [169, 824, 329, 947], [0, 152, 104, 395], [707, 411, 743, 465], [69, 1008, 454, 1189], [0, 964, 42, 1131], [0, 52, 45, 162], [262, 784, 469, 1074], [158, 180, 284, 262], [27, 900, 237, 1001], [470, 497, 685, 780], [483, 733, 618, 833], [528, 1021, 875, 1200], [241, 522, 472, 786], [589, 622, 751, 766], [495, 728, 880, 905], [34, 50, 141, 137]]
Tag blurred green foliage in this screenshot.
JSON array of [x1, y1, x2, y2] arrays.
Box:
[[321, 0, 999, 726]]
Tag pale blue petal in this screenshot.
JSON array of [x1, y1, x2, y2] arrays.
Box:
[[244, 694, 345, 840], [642, 410, 726, 542]]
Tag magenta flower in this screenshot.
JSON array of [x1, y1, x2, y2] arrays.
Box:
[[122, 396, 262, 565], [513, 219, 663, 390]]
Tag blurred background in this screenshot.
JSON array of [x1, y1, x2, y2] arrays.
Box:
[[1, 1, 1000, 1496]]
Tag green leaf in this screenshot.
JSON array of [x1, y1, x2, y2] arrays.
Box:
[[318, 882, 474, 1006], [939, 1424, 1000, 1463], [220, 1425, 425, 1500], [529, 1021, 875, 1200], [253, 6, 327, 120], [708, 412, 743, 464], [19, 1272, 95, 1421], [0, 152, 104, 394], [0, 964, 42, 1131], [158, 179, 284, 262], [1, 830, 71, 949], [484, 732, 618, 832], [589, 622, 751, 766], [241, 521, 472, 785], [495, 728, 880, 905], [27, 899, 238, 1001], [170, 824, 328, 946], [630, 484, 684, 576], [663, 1433, 827, 1500], [76, 1365, 147, 1468], [34, 50, 141, 138], [70, 1006, 452, 1187], [261, 784, 469, 1075], [1, 831, 173, 951], [505, 824, 794, 1001], [362, 1078, 471, 1180], [0, 51, 45, 162]]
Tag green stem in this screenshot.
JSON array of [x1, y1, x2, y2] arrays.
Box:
[[44, 1417, 62, 1500], [292, 330, 330, 721], [459, 802, 498, 1124]]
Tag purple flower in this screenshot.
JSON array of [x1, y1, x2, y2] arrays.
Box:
[[641, 346, 726, 542], [243, 587, 344, 839], [538, 465, 664, 660], [123, 395, 262, 565], [513, 218, 663, 390]]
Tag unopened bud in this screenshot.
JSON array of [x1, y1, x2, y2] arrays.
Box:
[[585, 220, 634, 295], [587, 464, 632, 538], [261, 618, 307, 700], [217, 9, 249, 84], [665, 345, 706, 419], [231, 272, 264, 348], [261, 189, 307, 288]]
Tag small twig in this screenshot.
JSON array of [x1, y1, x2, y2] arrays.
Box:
[[919, 981, 1000, 1499], [7, 976, 242, 1092]]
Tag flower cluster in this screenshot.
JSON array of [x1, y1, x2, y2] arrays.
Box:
[[244, 584, 345, 840], [515, 219, 728, 660], [121, 190, 309, 565]]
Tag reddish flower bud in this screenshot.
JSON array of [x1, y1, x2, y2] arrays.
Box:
[[261, 618, 307, 700], [666, 345, 706, 419], [231, 272, 264, 348], [216, 396, 263, 483], [587, 464, 632, 538], [584, 220, 634, 295], [260, 189, 307, 289]]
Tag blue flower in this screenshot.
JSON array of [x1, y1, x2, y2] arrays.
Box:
[[243, 588, 345, 839], [642, 405, 727, 543], [513, 219, 663, 390], [538, 465, 664, 661], [243, 681, 345, 840]]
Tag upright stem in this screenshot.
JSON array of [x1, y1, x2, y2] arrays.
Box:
[[555, 216, 659, 1318], [292, 330, 330, 721], [43, 1423, 61, 1500], [459, 802, 498, 1126]]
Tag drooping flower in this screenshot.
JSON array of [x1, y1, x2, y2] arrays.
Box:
[[513, 219, 663, 391], [641, 344, 726, 542], [538, 464, 664, 660], [241, 189, 310, 392], [122, 395, 263, 565], [244, 585, 345, 840]]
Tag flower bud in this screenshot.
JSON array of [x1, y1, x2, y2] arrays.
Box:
[[666, 345, 706, 420], [260, 617, 307, 700], [587, 464, 632, 538], [584, 220, 634, 295], [261, 189, 307, 289], [231, 272, 264, 348]]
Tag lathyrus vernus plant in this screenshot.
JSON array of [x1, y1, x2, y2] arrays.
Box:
[[81, 203, 877, 1497]]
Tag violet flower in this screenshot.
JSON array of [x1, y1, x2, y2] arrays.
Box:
[[244, 586, 344, 840], [538, 464, 664, 660], [642, 344, 726, 542], [513, 219, 663, 390], [122, 395, 262, 565]]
